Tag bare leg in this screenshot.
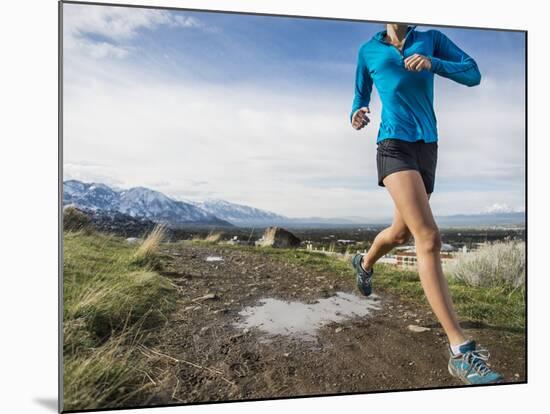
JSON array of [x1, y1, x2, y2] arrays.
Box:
[[382, 170, 466, 346], [362, 207, 412, 270]]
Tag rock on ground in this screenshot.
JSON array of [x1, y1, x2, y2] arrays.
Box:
[[255, 226, 301, 248]]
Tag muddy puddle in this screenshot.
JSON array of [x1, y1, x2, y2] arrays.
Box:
[[234, 292, 381, 340]]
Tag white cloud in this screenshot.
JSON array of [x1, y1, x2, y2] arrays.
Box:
[[483, 203, 524, 214], [63, 3, 205, 59], [64, 162, 124, 187], [430, 191, 524, 217], [435, 75, 525, 185], [63, 71, 379, 216], [78, 40, 131, 59], [171, 14, 204, 29], [62, 9, 525, 219]]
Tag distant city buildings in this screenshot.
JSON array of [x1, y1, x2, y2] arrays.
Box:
[[380, 242, 489, 269], [304, 240, 494, 270]]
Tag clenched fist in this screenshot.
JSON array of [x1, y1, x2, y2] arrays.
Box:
[[404, 53, 432, 72], [351, 107, 370, 130]]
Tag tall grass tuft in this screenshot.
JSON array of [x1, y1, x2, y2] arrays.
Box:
[[63, 206, 92, 232], [205, 230, 224, 243], [447, 241, 525, 290], [134, 224, 167, 262], [63, 230, 177, 411], [64, 328, 153, 410], [191, 230, 224, 243]]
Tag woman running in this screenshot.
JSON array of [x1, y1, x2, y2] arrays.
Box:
[[350, 23, 503, 385]]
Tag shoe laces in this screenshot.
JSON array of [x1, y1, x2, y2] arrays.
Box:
[[459, 348, 492, 376]]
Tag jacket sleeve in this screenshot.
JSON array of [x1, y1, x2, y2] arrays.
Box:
[[350, 46, 373, 122], [429, 30, 481, 86]]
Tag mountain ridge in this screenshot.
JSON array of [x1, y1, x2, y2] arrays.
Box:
[[63, 180, 233, 227], [63, 180, 525, 228]]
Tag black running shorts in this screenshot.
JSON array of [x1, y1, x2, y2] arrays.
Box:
[[376, 138, 438, 194]]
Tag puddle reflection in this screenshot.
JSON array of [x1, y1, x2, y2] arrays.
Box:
[[234, 292, 380, 340]]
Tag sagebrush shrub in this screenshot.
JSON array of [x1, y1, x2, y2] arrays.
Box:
[[447, 241, 525, 289]]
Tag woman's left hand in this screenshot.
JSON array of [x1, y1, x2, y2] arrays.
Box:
[[404, 54, 432, 72]]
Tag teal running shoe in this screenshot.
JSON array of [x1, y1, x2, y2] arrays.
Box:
[[351, 254, 373, 296], [448, 340, 503, 385]]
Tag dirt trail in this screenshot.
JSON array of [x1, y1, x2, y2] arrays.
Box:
[[145, 243, 525, 406]]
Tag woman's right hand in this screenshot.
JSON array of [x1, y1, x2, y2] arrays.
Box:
[[351, 107, 370, 130]]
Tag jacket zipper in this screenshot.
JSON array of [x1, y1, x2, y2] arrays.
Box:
[[379, 25, 416, 59]]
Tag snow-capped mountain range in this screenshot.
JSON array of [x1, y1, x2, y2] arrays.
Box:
[[63, 180, 290, 227], [64, 180, 232, 227], [192, 199, 287, 226], [64, 180, 525, 228]]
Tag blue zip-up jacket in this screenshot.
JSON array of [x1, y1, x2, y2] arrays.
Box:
[[351, 26, 481, 143]]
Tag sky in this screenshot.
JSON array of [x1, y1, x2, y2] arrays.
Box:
[[62, 3, 526, 220]]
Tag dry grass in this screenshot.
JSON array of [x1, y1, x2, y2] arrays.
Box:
[[255, 227, 276, 247], [190, 230, 224, 243], [343, 246, 353, 261], [63, 230, 177, 411], [447, 241, 525, 290], [134, 224, 167, 262], [205, 230, 224, 243], [256, 227, 300, 248], [63, 205, 92, 232], [64, 328, 154, 410]]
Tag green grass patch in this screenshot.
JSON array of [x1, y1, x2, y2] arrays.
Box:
[[192, 242, 353, 278], [252, 247, 351, 275], [63, 231, 177, 411], [374, 264, 525, 332]]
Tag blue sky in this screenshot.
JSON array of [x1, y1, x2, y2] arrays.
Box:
[[63, 3, 526, 219], [102, 10, 525, 95]]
